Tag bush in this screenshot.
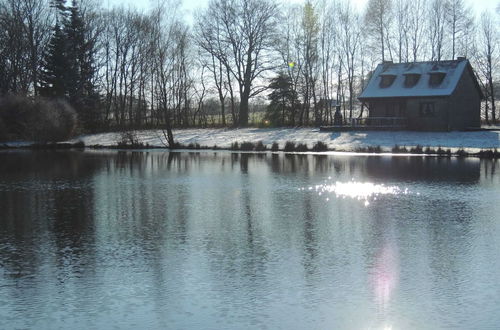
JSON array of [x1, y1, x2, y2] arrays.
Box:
[[117, 131, 143, 147], [296, 143, 308, 152], [424, 147, 436, 154], [0, 116, 7, 142], [284, 141, 296, 152], [0, 95, 77, 142], [312, 141, 328, 152], [410, 145, 423, 154], [240, 141, 255, 151], [255, 141, 267, 151], [186, 142, 201, 149], [367, 145, 382, 153], [271, 142, 279, 151], [392, 145, 408, 153], [456, 148, 468, 157]]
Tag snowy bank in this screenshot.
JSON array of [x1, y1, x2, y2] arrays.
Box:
[[66, 128, 500, 152]]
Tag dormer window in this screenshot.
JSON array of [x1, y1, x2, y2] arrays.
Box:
[[429, 72, 446, 87], [404, 74, 420, 87], [379, 74, 396, 88]]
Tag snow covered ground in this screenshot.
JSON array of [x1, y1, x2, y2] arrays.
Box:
[[63, 128, 500, 152]]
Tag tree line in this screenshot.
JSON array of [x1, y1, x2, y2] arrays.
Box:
[[0, 0, 498, 142]]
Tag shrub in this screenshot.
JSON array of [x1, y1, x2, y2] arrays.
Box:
[[0, 95, 77, 142], [296, 143, 309, 152], [367, 145, 382, 153], [424, 147, 436, 154], [456, 148, 468, 157], [240, 141, 255, 151], [255, 141, 267, 151], [30, 98, 77, 142], [118, 131, 141, 147], [73, 141, 85, 148], [284, 141, 296, 152], [312, 141, 328, 152], [0, 116, 7, 142], [392, 145, 406, 153], [271, 142, 279, 151], [410, 145, 423, 154], [477, 150, 494, 158]]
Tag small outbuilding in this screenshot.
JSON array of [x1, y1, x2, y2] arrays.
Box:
[[358, 58, 483, 131]]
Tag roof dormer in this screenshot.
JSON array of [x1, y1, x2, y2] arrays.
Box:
[[379, 73, 396, 88], [404, 73, 421, 87], [429, 72, 446, 87]]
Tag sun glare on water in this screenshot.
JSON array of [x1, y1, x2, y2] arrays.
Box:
[[300, 179, 411, 206]]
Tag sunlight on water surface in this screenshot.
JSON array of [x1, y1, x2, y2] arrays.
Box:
[[300, 177, 414, 206]]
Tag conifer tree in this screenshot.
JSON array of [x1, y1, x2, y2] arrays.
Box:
[[39, 23, 68, 98], [39, 0, 99, 130], [265, 73, 299, 126]]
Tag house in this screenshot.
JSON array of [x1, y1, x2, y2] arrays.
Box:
[[358, 58, 483, 131]]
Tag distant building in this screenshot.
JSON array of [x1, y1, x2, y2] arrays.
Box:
[[358, 58, 483, 131]]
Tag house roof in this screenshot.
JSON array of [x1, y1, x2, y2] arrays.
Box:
[[359, 59, 482, 99]]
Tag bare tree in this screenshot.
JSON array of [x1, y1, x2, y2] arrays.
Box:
[[407, 0, 427, 62], [444, 0, 472, 59], [364, 0, 393, 62], [474, 11, 498, 123], [197, 0, 279, 127], [338, 0, 361, 121], [428, 0, 446, 61], [274, 3, 304, 126], [393, 0, 410, 63], [0, 0, 52, 95], [300, 1, 320, 125]]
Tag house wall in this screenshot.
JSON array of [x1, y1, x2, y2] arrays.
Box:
[[368, 100, 406, 117], [449, 67, 481, 129], [406, 97, 449, 131], [368, 98, 450, 131], [365, 67, 481, 131]]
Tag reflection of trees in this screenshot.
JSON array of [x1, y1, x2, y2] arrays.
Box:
[[365, 157, 480, 183], [480, 158, 498, 182], [0, 151, 108, 312], [0, 150, 497, 327]]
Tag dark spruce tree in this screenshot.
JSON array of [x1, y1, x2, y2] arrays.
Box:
[[39, 0, 100, 132], [39, 23, 69, 99], [265, 73, 299, 126], [66, 0, 100, 130]]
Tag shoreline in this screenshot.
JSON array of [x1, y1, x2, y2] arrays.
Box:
[[1, 140, 499, 159], [1, 127, 500, 158]]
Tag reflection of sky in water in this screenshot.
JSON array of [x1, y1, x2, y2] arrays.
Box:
[[300, 178, 416, 206]]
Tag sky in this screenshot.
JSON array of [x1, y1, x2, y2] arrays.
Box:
[[108, 0, 499, 18]]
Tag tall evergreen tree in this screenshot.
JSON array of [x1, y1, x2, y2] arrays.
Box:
[[265, 73, 299, 126], [39, 23, 68, 98], [39, 0, 99, 130]]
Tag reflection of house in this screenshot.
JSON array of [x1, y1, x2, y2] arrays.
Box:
[[358, 58, 483, 131]]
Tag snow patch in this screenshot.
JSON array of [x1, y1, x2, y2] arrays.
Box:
[[68, 128, 500, 151]]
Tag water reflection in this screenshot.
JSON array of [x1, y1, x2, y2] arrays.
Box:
[[0, 151, 499, 329], [302, 180, 410, 206]]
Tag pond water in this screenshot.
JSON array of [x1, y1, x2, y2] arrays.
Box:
[[0, 150, 499, 329]]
